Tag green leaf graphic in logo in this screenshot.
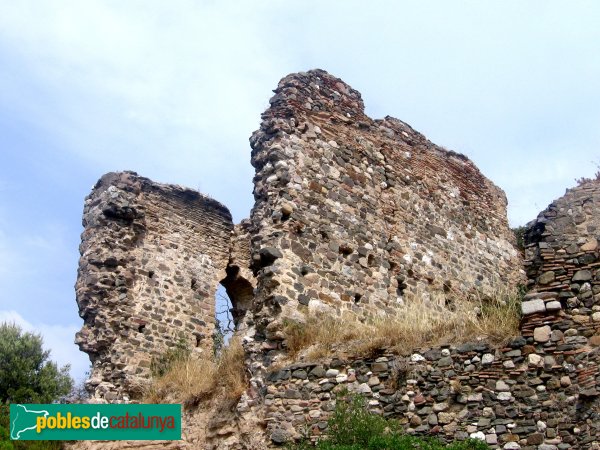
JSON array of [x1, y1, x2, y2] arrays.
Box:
[[10, 404, 49, 440]]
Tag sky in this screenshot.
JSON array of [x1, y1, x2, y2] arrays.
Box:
[[0, 1, 599, 382]]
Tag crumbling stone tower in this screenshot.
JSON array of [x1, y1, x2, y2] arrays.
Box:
[[75, 70, 523, 403], [75, 172, 233, 400]]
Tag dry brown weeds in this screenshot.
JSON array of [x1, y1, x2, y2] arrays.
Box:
[[143, 338, 247, 406], [282, 287, 522, 361]]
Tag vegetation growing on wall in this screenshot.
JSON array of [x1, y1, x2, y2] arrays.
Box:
[[511, 226, 526, 253], [144, 338, 247, 406], [291, 393, 489, 450], [283, 288, 522, 362]]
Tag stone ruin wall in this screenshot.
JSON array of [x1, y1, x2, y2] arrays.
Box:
[[75, 171, 233, 401], [246, 70, 522, 371], [262, 180, 600, 449], [72, 70, 600, 449]]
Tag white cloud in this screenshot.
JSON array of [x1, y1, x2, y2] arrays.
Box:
[[0, 310, 89, 382], [1, 1, 599, 225], [0, 220, 81, 344], [0, 0, 291, 221]]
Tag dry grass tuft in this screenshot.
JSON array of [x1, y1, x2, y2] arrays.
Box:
[[143, 338, 247, 406], [283, 287, 522, 361], [215, 337, 248, 400]]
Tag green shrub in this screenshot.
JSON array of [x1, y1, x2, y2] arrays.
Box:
[[0, 323, 71, 448], [326, 394, 387, 447], [0, 323, 72, 404], [0, 405, 61, 450], [290, 393, 489, 450], [511, 226, 526, 252]]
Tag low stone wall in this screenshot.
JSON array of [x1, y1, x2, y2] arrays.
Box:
[[264, 342, 597, 449]]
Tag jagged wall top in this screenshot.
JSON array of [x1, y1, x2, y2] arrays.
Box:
[[246, 69, 523, 367], [263, 69, 366, 120], [89, 171, 232, 222], [254, 69, 508, 227]]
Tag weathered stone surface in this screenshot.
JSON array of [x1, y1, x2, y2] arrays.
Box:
[[546, 300, 562, 312], [539, 271, 555, 284], [581, 238, 597, 251], [248, 68, 523, 356], [73, 71, 600, 449], [496, 380, 510, 392], [534, 325, 551, 343], [75, 171, 234, 401], [522, 299, 546, 315], [270, 429, 288, 445], [528, 353, 543, 367], [573, 270, 592, 282], [481, 353, 495, 365]]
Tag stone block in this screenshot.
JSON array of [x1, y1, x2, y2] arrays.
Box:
[[522, 299, 546, 315]]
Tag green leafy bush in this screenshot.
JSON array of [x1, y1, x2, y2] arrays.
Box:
[[0, 323, 72, 404], [511, 226, 526, 252], [291, 393, 489, 450], [0, 323, 72, 449]]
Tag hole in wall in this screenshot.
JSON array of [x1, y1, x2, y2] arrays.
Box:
[[354, 293, 362, 304], [339, 244, 353, 255], [220, 265, 254, 329], [213, 264, 255, 355], [191, 278, 197, 290], [443, 281, 452, 293], [138, 324, 145, 333], [148, 270, 154, 279], [215, 285, 235, 352], [81, 311, 95, 326], [396, 275, 407, 297]]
